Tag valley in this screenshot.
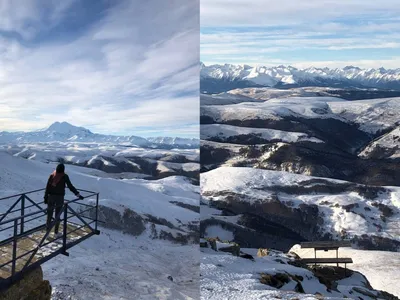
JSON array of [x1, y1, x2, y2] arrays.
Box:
[[200, 85, 400, 299]]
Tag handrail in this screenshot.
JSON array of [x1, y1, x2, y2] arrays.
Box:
[[0, 188, 45, 201], [0, 209, 47, 226], [0, 203, 40, 217], [67, 192, 98, 204], [0, 188, 97, 201], [0, 188, 100, 287], [0, 189, 97, 225]]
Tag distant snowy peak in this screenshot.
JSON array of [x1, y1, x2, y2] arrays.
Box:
[[201, 63, 400, 91], [0, 122, 199, 148], [46, 121, 93, 135]]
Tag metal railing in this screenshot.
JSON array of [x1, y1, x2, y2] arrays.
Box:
[[0, 188, 100, 289]]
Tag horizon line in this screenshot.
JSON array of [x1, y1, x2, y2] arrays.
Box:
[[0, 121, 199, 139], [200, 61, 400, 70]]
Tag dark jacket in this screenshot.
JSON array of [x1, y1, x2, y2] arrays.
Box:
[[44, 173, 79, 199]]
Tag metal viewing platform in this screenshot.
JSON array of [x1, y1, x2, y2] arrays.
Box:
[[0, 188, 100, 290]]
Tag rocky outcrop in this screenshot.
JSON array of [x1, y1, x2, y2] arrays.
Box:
[[202, 191, 325, 242], [88, 205, 146, 236], [261, 143, 400, 186], [201, 184, 399, 251], [0, 267, 51, 300], [84, 205, 199, 244], [201, 139, 400, 186], [353, 235, 400, 252]]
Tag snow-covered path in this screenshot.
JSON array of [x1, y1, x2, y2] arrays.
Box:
[[44, 228, 199, 300]]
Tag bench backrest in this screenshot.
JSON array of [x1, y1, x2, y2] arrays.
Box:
[[300, 240, 352, 249]]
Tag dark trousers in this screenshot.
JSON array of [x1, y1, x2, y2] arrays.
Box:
[[46, 195, 64, 234]]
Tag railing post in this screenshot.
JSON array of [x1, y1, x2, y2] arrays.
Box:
[[63, 203, 68, 254], [20, 194, 25, 235], [95, 193, 99, 232], [12, 219, 18, 275]]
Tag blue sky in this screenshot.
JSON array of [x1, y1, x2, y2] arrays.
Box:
[[0, 0, 199, 137], [200, 0, 400, 69]]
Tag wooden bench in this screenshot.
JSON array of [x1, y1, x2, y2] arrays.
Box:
[[300, 258, 353, 264], [300, 241, 353, 275]]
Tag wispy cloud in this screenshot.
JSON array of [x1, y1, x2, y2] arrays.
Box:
[[201, 0, 400, 68], [0, 0, 199, 138]]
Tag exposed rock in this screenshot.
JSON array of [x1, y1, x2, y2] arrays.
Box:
[[287, 251, 301, 260], [200, 241, 208, 248], [352, 287, 380, 298], [376, 290, 400, 300], [240, 253, 254, 260], [312, 266, 350, 292], [203, 191, 321, 242], [200, 142, 232, 166], [0, 267, 51, 300], [206, 238, 219, 251], [353, 235, 400, 252], [201, 217, 302, 252], [169, 201, 200, 213], [294, 282, 305, 293], [371, 202, 394, 218], [158, 230, 199, 245], [218, 243, 240, 256], [88, 205, 146, 236], [257, 248, 269, 257], [259, 273, 290, 289], [83, 204, 198, 244], [202, 184, 399, 251], [201, 132, 400, 187]]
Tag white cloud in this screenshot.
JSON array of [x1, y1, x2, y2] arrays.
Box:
[[200, 1, 400, 68], [201, 0, 400, 27], [0, 0, 199, 137], [0, 0, 77, 39]]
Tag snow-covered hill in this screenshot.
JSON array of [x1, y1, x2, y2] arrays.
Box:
[[201, 96, 400, 167], [0, 151, 200, 299], [147, 137, 200, 147], [0, 122, 199, 149], [360, 127, 400, 159], [200, 93, 260, 105], [201, 124, 323, 145], [201, 63, 400, 92], [0, 151, 199, 241], [201, 167, 400, 248], [1, 142, 200, 182], [226, 86, 400, 102]]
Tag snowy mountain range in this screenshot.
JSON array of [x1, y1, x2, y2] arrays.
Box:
[[0, 122, 199, 149], [200, 63, 400, 93]]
